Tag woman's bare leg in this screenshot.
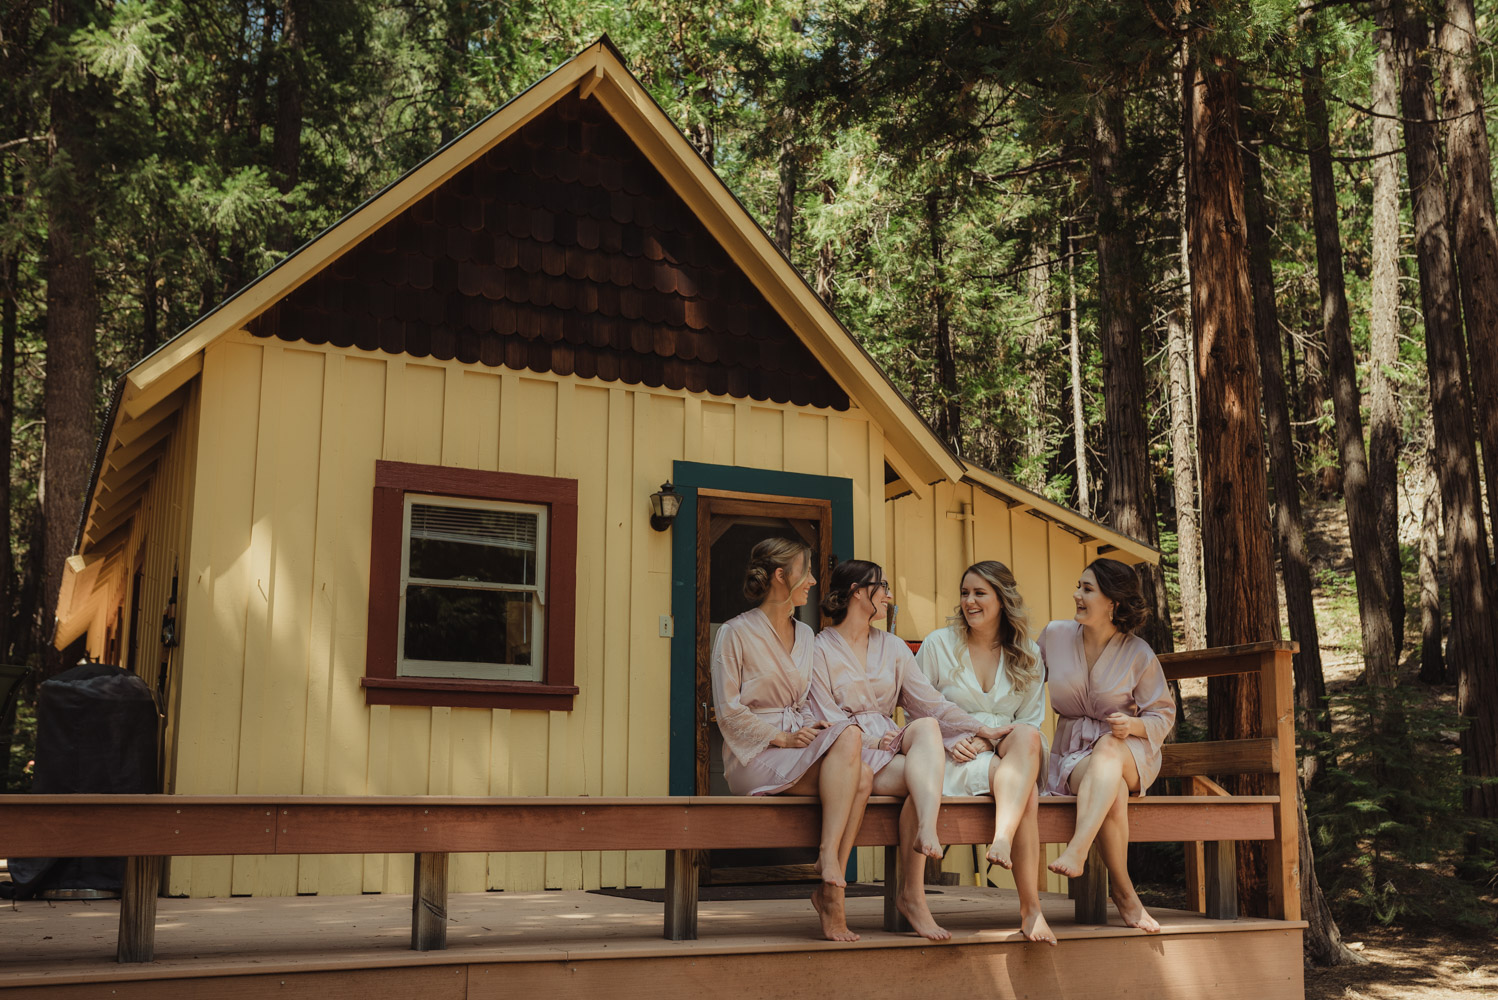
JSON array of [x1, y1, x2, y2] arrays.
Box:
[[1048, 735, 1140, 878], [986, 724, 1044, 869], [898, 717, 948, 858], [872, 752, 951, 941], [1012, 786, 1056, 944], [1097, 779, 1159, 933], [782, 727, 868, 941]]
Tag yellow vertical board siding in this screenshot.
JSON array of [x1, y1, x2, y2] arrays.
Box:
[[889, 492, 937, 639], [929, 480, 965, 633], [783, 412, 828, 477], [171, 340, 265, 897], [742, 405, 783, 471], [626, 390, 675, 888], [826, 415, 868, 562], [321, 355, 387, 896], [558, 383, 610, 890], [235, 346, 324, 896], [1009, 510, 1053, 626], [546, 381, 582, 889], [971, 489, 1014, 566], [700, 401, 735, 465], [1049, 523, 1085, 631], [598, 388, 633, 887]]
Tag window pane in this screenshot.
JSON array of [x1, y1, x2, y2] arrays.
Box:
[[404, 585, 537, 666], [409, 503, 537, 585]]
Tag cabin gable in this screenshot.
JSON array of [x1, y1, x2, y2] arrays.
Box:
[[246, 93, 850, 411]]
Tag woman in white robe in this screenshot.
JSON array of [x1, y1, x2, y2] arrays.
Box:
[[917, 560, 1054, 945], [711, 538, 872, 941], [811, 559, 1011, 941], [1039, 557, 1176, 933]]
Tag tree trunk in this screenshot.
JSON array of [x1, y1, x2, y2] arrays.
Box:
[[1418, 417, 1447, 685], [42, 0, 102, 676], [1369, 9, 1406, 652], [1300, 333, 1339, 497], [1394, 0, 1498, 822], [1242, 116, 1328, 773], [926, 189, 961, 453], [1068, 219, 1089, 518], [1088, 93, 1172, 654], [1168, 160, 1205, 651], [1021, 241, 1053, 491], [814, 180, 837, 307], [1302, 50, 1399, 687], [1, 232, 15, 663], [1183, 56, 1275, 917], [775, 133, 796, 256], [1439, 0, 1498, 565], [271, 0, 305, 196], [1297, 783, 1368, 966]]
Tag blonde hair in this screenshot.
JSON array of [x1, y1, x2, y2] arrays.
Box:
[[743, 538, 812, 602], [948, 560, 1041, 691]]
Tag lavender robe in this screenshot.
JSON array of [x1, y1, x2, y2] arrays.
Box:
[[812, 626, 985, 774], [711, 608, 853, 795], [1037, 620, 1175, 795]]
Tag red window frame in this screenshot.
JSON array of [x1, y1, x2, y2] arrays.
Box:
[[361, 460, 578, 710]]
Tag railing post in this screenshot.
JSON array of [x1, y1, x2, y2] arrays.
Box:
[[117, 855, 162, 963], [1260, 648, 1301, 920], [1203, 840, 1239, 918], [411, 852, 449, 951], [663, 849, 699, 940]]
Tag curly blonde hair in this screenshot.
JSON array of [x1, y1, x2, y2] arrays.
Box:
[[948, 560, 1041, 692]]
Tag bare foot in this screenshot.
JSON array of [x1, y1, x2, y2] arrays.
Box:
[[896, 890, 952, 941], [986, 835, 1013, 870], [916, 825, 944, 860], [1047, 848, 1085, 879], [1111, 891, 1161, 933], [815, 852, 847, 888], [811, 884, 860, 942], [1021, 909, 1058, 946]]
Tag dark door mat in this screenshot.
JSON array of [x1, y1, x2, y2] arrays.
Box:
[[589, 883, 940, 903]]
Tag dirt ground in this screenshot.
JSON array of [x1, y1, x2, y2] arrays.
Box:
[[1303, 926, 1498, 999]]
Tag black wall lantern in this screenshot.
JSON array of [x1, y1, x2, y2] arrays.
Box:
[[649, 481, 682, 531]]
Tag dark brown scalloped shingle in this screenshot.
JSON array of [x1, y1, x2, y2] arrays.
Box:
[[250, 92, 848, 411]]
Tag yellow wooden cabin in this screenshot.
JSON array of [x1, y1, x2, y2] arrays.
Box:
[[52, 39, 1154, 900]]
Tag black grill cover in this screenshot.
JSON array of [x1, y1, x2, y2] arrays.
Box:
[[2, 662, 158, 899]]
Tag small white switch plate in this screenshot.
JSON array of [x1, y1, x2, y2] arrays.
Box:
[[658, 615, 674, 638]]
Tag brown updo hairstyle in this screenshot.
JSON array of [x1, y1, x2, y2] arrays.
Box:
[[743, 537, 812, 602], [1086, 557, 1150, 635], [819, 559, 884, 625], [948, 561, 1041, 691]]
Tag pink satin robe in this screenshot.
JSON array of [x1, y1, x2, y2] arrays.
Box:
[[1037, 620, 1175, 795], [812, 626, 985, 774], [711, 608, 853, 795]]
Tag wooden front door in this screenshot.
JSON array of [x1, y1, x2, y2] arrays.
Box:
[[694, 489, 833, 883]]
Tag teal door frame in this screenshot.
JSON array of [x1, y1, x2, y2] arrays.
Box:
[[667, 460, 855, 796]]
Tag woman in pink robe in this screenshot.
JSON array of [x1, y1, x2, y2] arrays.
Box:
[[711, 538, 873, 942], [812, 559, 1011, 941], [1039, 557, 1175, 933]]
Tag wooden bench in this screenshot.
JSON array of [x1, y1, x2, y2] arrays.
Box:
[[0, 640, 1297, 963]]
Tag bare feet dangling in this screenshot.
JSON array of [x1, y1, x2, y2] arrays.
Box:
[[1021, 909, 1058, 946], [986, 835, 1013, 870], [916, 824, 944, 860], [1111, 890, 1161, 933], [896, 888, 952, 941], [1047, 847, 1085, 879], [811, 884, 860, 942]]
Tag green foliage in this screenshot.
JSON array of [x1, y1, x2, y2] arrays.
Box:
[[1306, 685, 1496, 933]]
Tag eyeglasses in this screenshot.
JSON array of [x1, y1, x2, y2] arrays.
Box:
[[863, 580, 892, 595]]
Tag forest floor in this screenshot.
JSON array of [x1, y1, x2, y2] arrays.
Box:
[[1169, 499, 1495, 998]]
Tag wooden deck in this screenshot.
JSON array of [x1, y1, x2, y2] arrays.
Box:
[[0, 885, 1305, 999]]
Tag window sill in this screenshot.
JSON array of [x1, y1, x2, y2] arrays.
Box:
[[361, 675, 579, 710]]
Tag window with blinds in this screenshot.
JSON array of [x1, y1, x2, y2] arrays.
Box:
[[397, 495, 547, 681]]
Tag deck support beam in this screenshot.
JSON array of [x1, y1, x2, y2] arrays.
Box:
[[117, 855, 162, 963], [882, 846, 911, 933], [1073, 844, 1108, 924], [411, 852, 449, 951], [1204, 840, 1239, 919], [663, 849, 698, 940]]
